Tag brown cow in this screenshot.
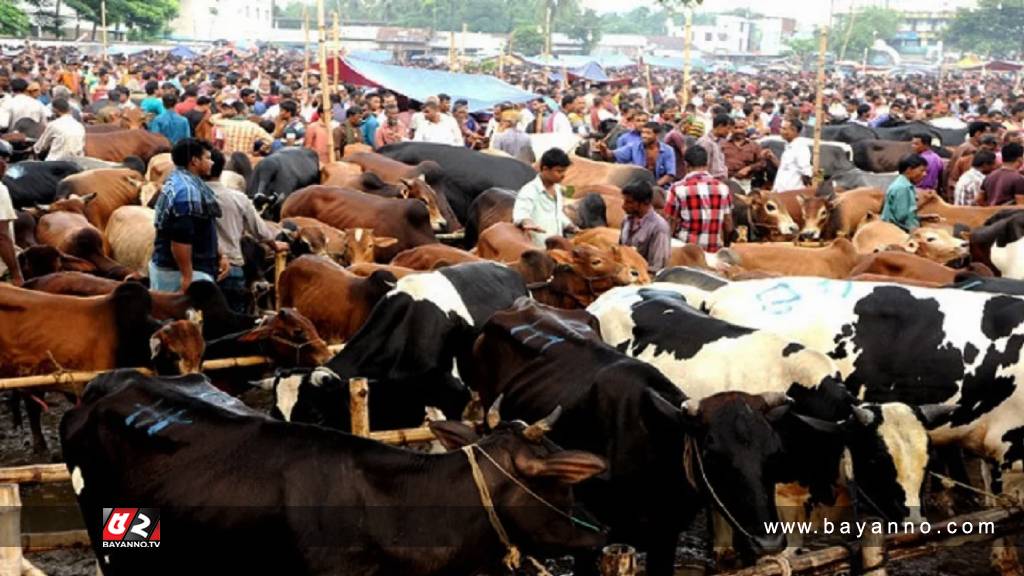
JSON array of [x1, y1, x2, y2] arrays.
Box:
[[56, 168, 144, 230], [848, 251, 976, 285], [347, 262, 420, 279], [527, 244, 635, 309], [795, 187, 885, 240], [852, 220, 968, 263], [146, 153, 174, 186], [35, 197, 132, 279], [105, 206, 155, 276], [733, 190, 800, 241], [916, 189, 1024, 229], [280, 216, 348, 258], [726, 238, 862, 279], [563, 155, 664, 207], [390, 244, 483, 270], [279, 255, 397, 344], [323, 171, 449, 232], [476, 222, 545, 263], [570, 227, 651, 283], [85, 130, 171, 163], [320, 161, 363, 183], [0, 282, 204, 451], [280, 186, 433, 262], [668, 243, 712, 269], [344, 151, 461, 231]]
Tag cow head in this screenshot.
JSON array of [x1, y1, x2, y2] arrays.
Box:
[[279, 223, 329, 259], [745, 191, 800, 238], [680, 391, 790, 557], [239, 308, 332, 367], [120, 107, 146, 130], [903, 227, 968, 263], [430, 396, 608, 554], [401, 175, 449, 232], [37, 193, 98, 216], [569, 244, 634, 286], [148, 315, 205, 375], [342, 228, 399, 265], [251, 366, 341, 423], [797, 194, 840, 241]]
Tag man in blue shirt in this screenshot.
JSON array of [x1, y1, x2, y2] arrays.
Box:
[[140, 80, 164, 118], [615, 109, 649, 150], [597, 122, 677, 188], [149, 94, 191, 145], [881, 153, 927, 232]]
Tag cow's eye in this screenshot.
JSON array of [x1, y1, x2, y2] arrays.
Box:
[[766, 204, 776, 212], [927, 237, 936, 242], [591, 260, 602, 267]]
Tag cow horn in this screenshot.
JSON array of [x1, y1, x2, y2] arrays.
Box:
[[852, 405, 875, 426], [759, 391, 794, 410], [524, 405, 562, 441], [917, 403, 956, 429], [486, 394, 503, 430], [248, 377, 276, 391]]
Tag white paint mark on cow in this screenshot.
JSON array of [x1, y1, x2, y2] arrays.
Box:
[[992, 237, 1024, 280], [71, 466, 85, 495], [275, 375, 304, 422], [875, 403, 929, 522], [354, 228, 365, 244], [392, 272, 474, 325]]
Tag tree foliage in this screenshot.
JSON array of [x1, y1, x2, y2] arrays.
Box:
[[511, 25, 544, 56], [601, 7, 667, 35], [830, 6, 900, 61], [945, 0, 1024, 58], [0, 0, 33, 35]]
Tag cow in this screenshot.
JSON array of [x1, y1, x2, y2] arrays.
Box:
[[794, 187, 885, 241], [2, 160, 82, 208], [279, 217, 396, 265], [344, 154, 460, 233], [61, 370, 607, 576], [378, 142, 538, 224], [104, 206, 155, 276], [970, 210, 1024, 279], [347, 262, 419, 279], [732, 190, 801, 242], [390, 244, 483, 270], [801, 122, 879, 144], [16, 245, 96, 279], [875, 121, 965, 147], [563, 155, 658, 194], [760, 137, 856, 178], [587, 286, 948, 531], [0, 282, 204, 452], [852, 220, 968, 263], [144, 152, 174, 187], [34, 197, 133, 279], [569, 228, 652, 283], [468, 298, 790, 575], [661, 276, 1024, 507], [567, 185, 626, 229], [917, 190, 1024, 230], [319, 160, 363, 182], [281, 186, 435, 262], [849, 251, 987, 285], [54, 168, 144, 230], [278, 256, 397, 343], [465, 188, 517, 248], [526, 245, 639, 309], [725, 238, 862, 279], [84, 130, 170, 163], [247, 147, 320, 219], [259, 262, 527, 432]]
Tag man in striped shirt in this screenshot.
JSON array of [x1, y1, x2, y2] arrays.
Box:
[[664, 145, 734, 253]]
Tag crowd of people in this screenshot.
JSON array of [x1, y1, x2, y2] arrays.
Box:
[[2, 41, 1024, 287]]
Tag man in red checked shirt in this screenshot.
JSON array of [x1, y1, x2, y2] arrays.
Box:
[[664, 145, 734, 253]]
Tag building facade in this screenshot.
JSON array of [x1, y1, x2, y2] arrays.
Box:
[[169, 0, 273, 41]]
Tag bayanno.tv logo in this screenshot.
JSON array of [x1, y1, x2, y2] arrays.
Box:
[[101, 508, 161, 548]]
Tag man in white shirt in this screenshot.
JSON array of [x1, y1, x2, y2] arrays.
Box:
[[772, 118, 813, 192], [34, 98, 85, 161], [512, 148, 578, 247], [0, 78, 47, 131], [0, 160, 22, 285], [413, 101, 463, 147]]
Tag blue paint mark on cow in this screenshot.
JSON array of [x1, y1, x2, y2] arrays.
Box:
[[510, 322, 565, 352], [757, 282, 802, 315], [817, 279, 853, 299], [125, 401, 192, 436]]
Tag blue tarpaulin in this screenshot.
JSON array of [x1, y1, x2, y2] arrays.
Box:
[[329, 57, 536, 112], [521, 54, 636, 69], [645, 55, 707, 71], [550, 61, 610, 83], [169, 45, 198, 59], [349, 50, 394, 64]]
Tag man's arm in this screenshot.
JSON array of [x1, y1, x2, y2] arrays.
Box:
[[798, 146, 813, 186], [977, 180, 989, 206], [33, 123, 54, 157], [722, 213, 735, 247], [512, 186, 543, 232], [0, 224, 22, 286], [659, 152, 677, 187], [170, 241, 194, 291], [647, 221, 672, 271]]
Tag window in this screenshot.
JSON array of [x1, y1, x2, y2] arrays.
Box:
[[705, 32, 712, 41], [718, 32, 727, 41]]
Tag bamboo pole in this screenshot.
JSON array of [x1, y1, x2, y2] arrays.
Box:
[[317, 0, 335, 163], [0, 485, 21, 575], [349, 377, 370, 437], [22, 530, 91, 553], [461, 22, 467, 59], [645, 64, 655, 111], [100, 0, 107, 63], [0, 465, 70, 484], [302, 4, 310, 91], [682, 8, 693, 109], [274, 249, 287, 311], [369, 426, 436, 445], [811, 23, 828, 187], [449, 31, 456, 72], [332, 12, 340, 90]]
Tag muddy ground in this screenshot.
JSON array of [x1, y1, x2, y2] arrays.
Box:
[[0, 389, 1011, 576]]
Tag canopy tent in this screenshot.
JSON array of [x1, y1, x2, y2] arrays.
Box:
[[168, 45, 198, 59], [549, 61, 611, 83], [520, 53, 636, 69], [349, 50, 394, 64], [323, 57, 536, 112], [644, 55, 707, 72], [959, 59, 1024, 72]]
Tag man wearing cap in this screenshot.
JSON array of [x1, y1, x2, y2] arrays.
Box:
[[491, 109, 533, 164]]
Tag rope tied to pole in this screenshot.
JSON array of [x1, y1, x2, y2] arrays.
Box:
[[463, 444, 521, 571]]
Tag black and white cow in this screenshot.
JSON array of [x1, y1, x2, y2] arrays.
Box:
[[949, 273, 1024, 296], [587, 285, 949, 532], [256, 261, 528, 432], [664, 277, 1024, 484], [970, 210, 1024, 280], [62, 369, 607, 576]]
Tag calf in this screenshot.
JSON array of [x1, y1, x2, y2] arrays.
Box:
[[62, 370, 607, 576], [726, 238, 862, 279], [853, 220, 968, 263], [469, 298, 790, 575], [247, 147, 321, 219], [278, 256, 396, 343], [281, 186, 436, 262], [280, 217, 397, 265], [84, 129, 170, 163], [55, 168, 144, 230], [732, 190, 800, 241], [35, 197, 133, 279]]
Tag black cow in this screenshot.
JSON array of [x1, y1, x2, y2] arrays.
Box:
[[378, 142, 537, 224], [62, 370, 607, 576], [949, 273, 1024, 295], [3, 161, 82, 208], [468, 298, 790, 576], [465, 187, 516, 248], [259, 261, 528, 431], [759, 138, 856, 178], [247, 147, 320, 219], [801, 122, 879, 144], [875, 121, 966, 147], [969, 210, 1024, 280]]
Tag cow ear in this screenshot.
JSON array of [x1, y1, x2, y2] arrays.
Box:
[[186, 309, 203, 327], [374, 236, 399, 249], [429, 420, 479, 450], [523, 450, 607, 484]]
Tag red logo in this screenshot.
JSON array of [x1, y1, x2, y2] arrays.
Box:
[[101, 508, 161, 548]]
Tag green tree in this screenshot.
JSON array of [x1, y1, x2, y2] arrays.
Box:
[[831, 6, 899, 61], [564, 7, 601, 53], [945, 0, 1024, 58], [601, 7, 667, 35], [511, 25, 544, 56], [785, 35, 818, 63], [0, 0, 32, 35]]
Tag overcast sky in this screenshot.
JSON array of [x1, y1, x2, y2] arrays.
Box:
[[580, 0, 836, 25]]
